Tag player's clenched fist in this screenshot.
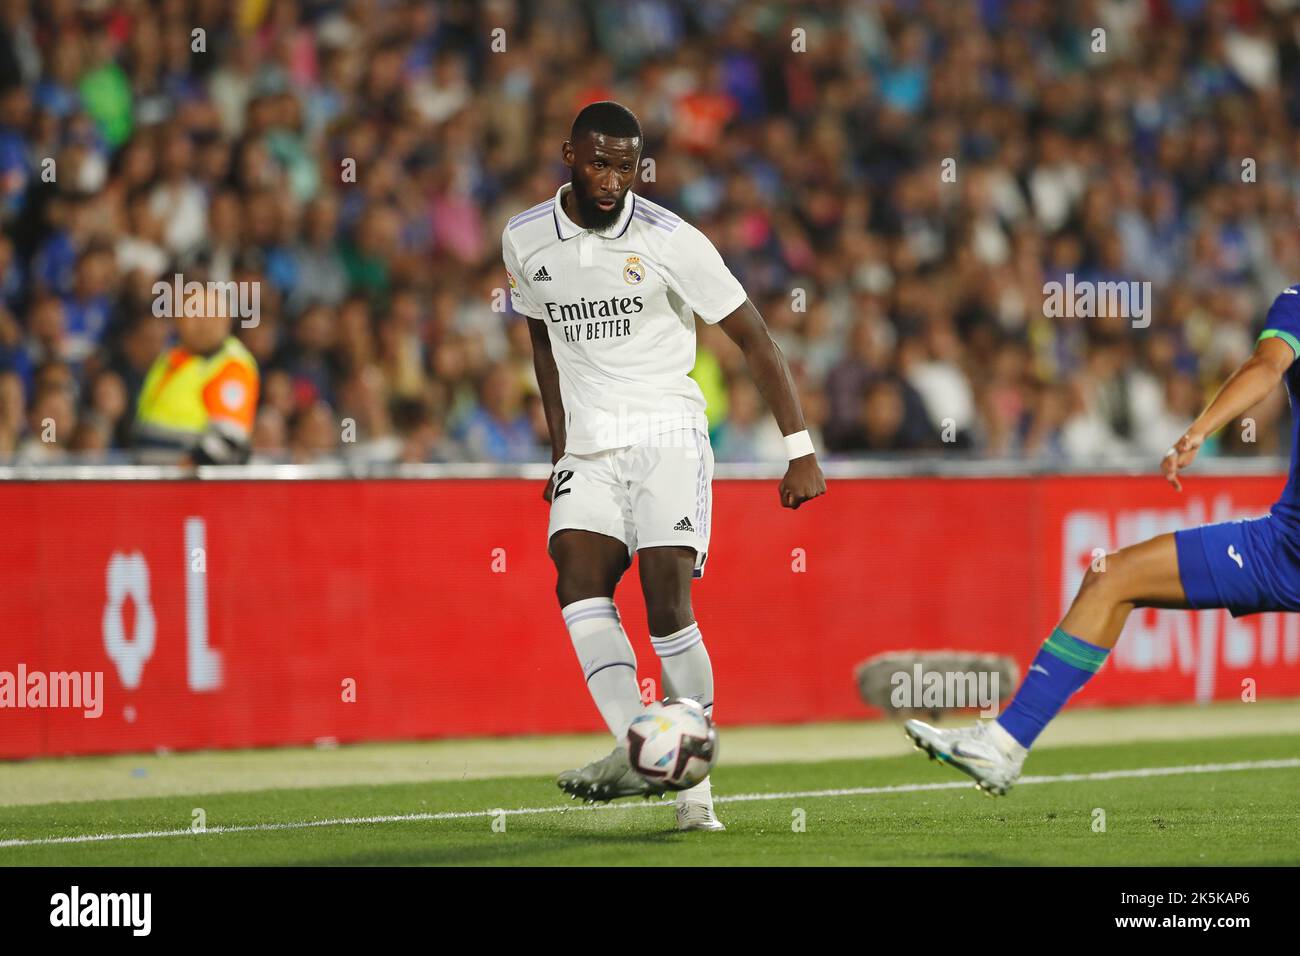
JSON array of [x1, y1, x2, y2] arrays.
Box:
[[1162, 431, 1204, 492], [779, 456, 826, 509]]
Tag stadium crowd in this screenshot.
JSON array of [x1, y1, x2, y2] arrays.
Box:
[[0, 0, 1298, 466]]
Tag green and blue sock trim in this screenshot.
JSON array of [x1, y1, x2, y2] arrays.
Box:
[[996, 627, 1111, 749]]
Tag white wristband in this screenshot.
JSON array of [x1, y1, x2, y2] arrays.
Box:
[[783, 429, 815, 461]]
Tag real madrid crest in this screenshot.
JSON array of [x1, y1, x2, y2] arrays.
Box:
[[623, 256, 644, 285]]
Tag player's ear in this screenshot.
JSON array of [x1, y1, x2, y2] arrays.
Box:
[[561, 140, 575, 168]]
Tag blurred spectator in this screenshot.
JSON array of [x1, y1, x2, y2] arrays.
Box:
[[713, 376, 786, 462], [391, 394, 464, 464], [134, 287, 259, 464], [15, 383, 75, 463], [0, 368, 24, 456], [0, 0, 1296, 468], [838, 377, 935, 454], [288, 400, 340, 464], [456, 360, 542, 462]]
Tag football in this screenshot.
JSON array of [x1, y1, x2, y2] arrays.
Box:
[[625, 698, 718, 790]]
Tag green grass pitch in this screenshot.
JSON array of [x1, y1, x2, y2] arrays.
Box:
[[2, 732, 1298, 866]]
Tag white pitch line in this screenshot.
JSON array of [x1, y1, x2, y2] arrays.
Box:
[[1, 757, 1296, 850]]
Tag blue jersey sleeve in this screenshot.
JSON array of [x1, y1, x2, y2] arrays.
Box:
[[1260, 286, 1300, 361]]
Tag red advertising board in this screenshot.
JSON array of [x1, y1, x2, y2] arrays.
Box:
[[1, 475, 1297, 758]]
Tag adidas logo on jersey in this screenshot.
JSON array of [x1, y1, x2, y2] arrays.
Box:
[[532, 267, 552, 281], [673, 516, 694, 532]]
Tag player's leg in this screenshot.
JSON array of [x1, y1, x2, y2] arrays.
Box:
[[993, 533, 1188, 753], [632, 430, 715, 724], [632, 429, 721, 828], [549, 528, 644, 743], [906, 532, 1191, 795], [1058, 533, 1190, 648], [548, 454, 663, 801], [632, 429, 715, 718], [638, 544, 722, 829], [639, 544, 714, 716]]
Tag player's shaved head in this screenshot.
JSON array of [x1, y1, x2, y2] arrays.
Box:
[[570, 100, 642, 144]]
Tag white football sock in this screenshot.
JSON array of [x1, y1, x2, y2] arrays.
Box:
[[651, 620, 714, 714], [563, 597, 643, 742], [652, 621, 715, 804], [986, 719, 1028, 761]]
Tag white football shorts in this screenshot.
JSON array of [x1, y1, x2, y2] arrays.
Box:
[[547, 428, 714, 577]]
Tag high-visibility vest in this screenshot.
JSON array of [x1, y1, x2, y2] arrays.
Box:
[[135, 336, 259, 449]]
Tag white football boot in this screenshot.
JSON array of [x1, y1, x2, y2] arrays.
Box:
[[674, 780, 725, 831], [904, 719, 1027, 796]]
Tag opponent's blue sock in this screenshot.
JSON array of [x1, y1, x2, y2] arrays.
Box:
[[996, 627, 1110, 750]]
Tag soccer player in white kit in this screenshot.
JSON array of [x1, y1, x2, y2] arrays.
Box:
[[502, 102, 826, 830]]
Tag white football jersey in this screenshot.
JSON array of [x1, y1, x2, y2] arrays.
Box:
[[502, 183, 747, 454]]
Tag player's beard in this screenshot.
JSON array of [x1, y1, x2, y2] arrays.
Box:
[[570, 172, 626, 230]]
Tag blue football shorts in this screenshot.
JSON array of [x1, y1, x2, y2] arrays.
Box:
[[1175, 514, 1300, 617]]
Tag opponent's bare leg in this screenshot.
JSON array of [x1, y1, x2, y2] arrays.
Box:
[[992, 532, 1191, 752], [909, 332, 1294, 792], [639, 545, 723, 829], [1060, 533, 1192, 648], [905, 533, 1194, 795]]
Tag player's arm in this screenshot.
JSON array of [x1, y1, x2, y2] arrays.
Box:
[[1163, 335, 1293, 491], [718, 298, 826, 509], [528, 314, 567, 466], [504, 228, 564, 500]]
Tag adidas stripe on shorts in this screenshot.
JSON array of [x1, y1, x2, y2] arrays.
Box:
[[547, 428, 713, 578]]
